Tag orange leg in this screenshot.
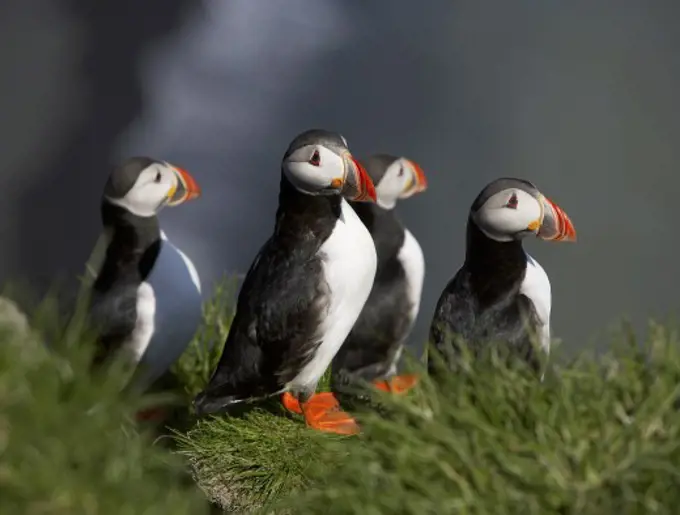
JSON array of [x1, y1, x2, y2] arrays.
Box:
[[372, 373, 419, 394]]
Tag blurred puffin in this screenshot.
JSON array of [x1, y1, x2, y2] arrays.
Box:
[[88, 157, 202, 399], [429, 178, 576, 375], [331, 154, 427, 397], [193, 129, 378, 435]]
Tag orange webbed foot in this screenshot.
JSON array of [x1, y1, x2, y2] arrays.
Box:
[[281, 392, 303, 414], [282, 391, 339, 415], [373, 373, 419, 394], [302, 393, 360, 435]]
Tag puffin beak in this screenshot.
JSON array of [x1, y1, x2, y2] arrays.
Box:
[[532, 195, 577, 242], [338, 153, 377, 202], [401, 159, 428, 197], [166, 165, 201, 206]]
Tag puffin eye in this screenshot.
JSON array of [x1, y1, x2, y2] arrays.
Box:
[[397, 167, 405, 177], [154, 171, 162, 183], [506, 193, 519, 209], [309, 150, 321, 166]]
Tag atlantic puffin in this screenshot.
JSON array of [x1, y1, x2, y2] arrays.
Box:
[[193, 129, 378, 435], [331, 154, 427, 397], [428, 178, 576, 375], [88, 157, 202, 395]]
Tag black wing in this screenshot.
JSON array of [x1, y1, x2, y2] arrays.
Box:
[[195, 237, 329, 413], [427, 270, 475, 375], [428, 270, 541, 375], [88, 282, 139, 365]]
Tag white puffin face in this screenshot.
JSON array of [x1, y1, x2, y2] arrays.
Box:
[[282, 144, 346, 196], [375, 158, 427, 210], [106, 162, 182, 217], [472, 187, 544, 242], [281, 130, 376, 202]]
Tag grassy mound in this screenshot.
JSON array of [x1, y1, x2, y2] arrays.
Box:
[[178, 322, 680, 514], [0, 295, 210, 515], [175, 368, 336, 513], [4, 272, 680, 514]]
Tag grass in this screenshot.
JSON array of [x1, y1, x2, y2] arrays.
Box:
[[171, 274, 239, 399], [176, 318, 680, 514], [0, 294, 210, 515], [285, 329, 680, 514], [175, 366, 335, 513], [4, 274, 680, 514]]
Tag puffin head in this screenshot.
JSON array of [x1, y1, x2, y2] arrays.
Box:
[[470, 178, 576, 243], [282, 129, 377, 202], [103, 157, 201, 217], [361, 154, 427, 210]]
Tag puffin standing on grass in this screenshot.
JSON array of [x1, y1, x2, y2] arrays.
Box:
[[88, 157, 203, 396], [193, 129, 378, 435], [331, 154, 427, 397], [429, 178, 576, 375]]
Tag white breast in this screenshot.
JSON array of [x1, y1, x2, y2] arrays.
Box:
[[160, 230, 202, 294], [520, 254, 552, 354], [126, 282, 157, 361], [124, 232, 202, 365], [289, 199, 378, 390], [385, 229, 426, 375], [397, 229, 426, 325]]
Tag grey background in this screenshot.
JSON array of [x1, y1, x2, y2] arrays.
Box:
[[1, 0, 679, 354]]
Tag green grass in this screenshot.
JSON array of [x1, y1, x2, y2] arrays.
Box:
[[176, 320, 680, 514], [174, 366, 335, 513], [0, 294, 210, 515], [4, 274, 680, 514], [171, 274, 239, 399], [285, 329, 680, 514]]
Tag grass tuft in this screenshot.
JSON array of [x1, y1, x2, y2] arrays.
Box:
[[6, 271, 680, 514], [175, 405, 343, 513], [172, 275, 239, 399], [0, 294, 210, 514], [283, 323, 680, 514]]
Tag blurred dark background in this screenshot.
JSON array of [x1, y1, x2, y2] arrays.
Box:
[[1, 0, 679, 353]]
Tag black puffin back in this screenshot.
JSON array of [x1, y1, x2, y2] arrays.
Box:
[[195, 174, 343, 412], [89, 202, 162, 363], [429, 219, 541, 374], [331, 202, 412, 383]]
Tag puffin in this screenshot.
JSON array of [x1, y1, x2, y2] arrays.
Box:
[[88, 157, 203, 396], [193, 129, 378, 435], [428, 178, 576, 375], [331, 154, 427, 397]]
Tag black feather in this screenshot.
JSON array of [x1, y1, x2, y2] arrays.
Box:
[[428, 219, 541, 376], [194, 175, 342, 414], [332, 202, 413, 389]]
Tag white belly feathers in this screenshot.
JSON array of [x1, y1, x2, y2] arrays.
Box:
[[520, 253, 552, 354], [397, 228, 426, 325], [289, 199, 378, 390]]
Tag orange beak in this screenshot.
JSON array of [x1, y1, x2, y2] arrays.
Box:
[[341, 154, 377, 203], [167, 165, 201, 206], [536, 195, 576, 242], [403, 159, 428, 196]]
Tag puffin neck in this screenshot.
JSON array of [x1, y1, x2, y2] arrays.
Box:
[[95, 202, 162, 288], [464, 217, 527, 307], [274, 173, 342, 240]]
